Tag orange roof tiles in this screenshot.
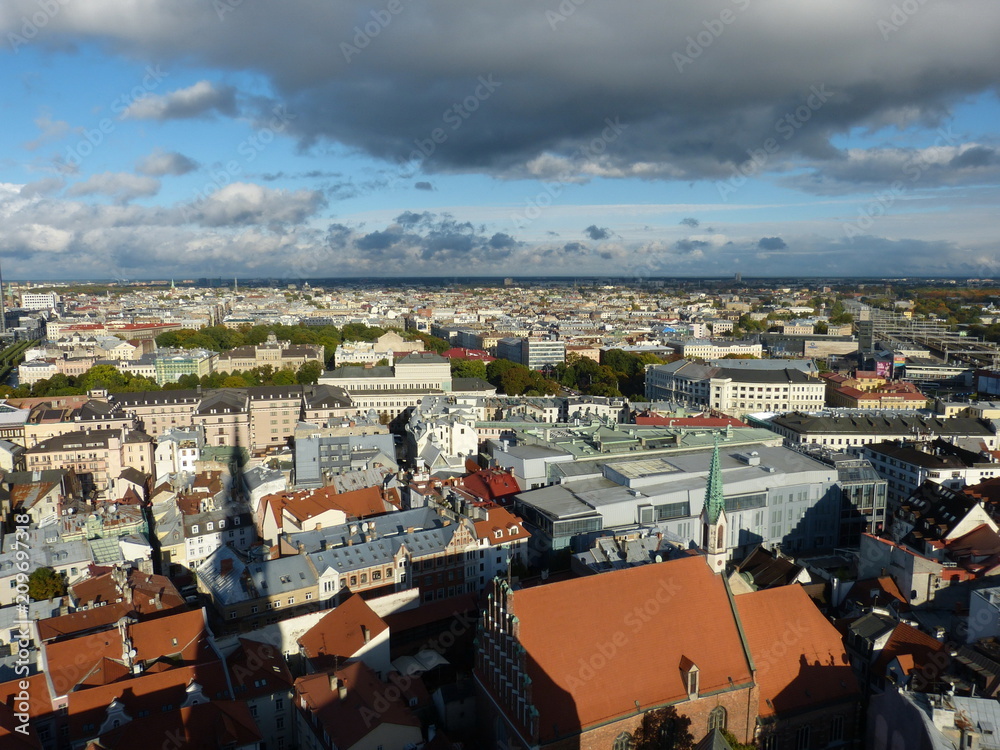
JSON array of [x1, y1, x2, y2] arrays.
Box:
[[296, 662, 421, 749], [506, 556, 754, 735], [95, 701, 261, 750], [298, 594, 389, 669], [872, 622, 946, 678], [472, 505, 530, 546], [734, 584, 859, 718]]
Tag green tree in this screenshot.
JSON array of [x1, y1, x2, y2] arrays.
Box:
[[28, 567, 67, 601], [450, 359, 488, 380], [272, 369, 297, 386], [79, 364, 129, 392], [296, 360, 323, 385], [222, 375, 248, 388], [631, 706, 694, 750]]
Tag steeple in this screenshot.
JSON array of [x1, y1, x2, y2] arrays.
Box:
[[704, 437, 724, 524], [701, 436, 728, 572]]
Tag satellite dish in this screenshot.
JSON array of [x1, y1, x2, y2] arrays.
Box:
[[654, 554, 663, 563], [128, 649, 137, 659]]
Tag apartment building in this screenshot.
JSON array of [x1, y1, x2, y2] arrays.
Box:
[[24, 427, 154, 496], [645, 359, 825, 416]]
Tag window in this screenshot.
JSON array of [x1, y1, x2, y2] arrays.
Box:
[[795, 725, 810, 750], [708, 706, 727, 732], [830, 715, 844, 742]]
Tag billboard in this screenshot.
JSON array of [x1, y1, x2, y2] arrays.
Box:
[[875, 360, 891, 377]]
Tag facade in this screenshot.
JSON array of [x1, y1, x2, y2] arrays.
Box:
[[863, 439, 1000, 510], [24, 427, 154, 497], [760, 413, 999, 453], [645, 360, 825, 416], [496, 337, 566, 370], [153, 347, 218, 384], [19, 291, 60, 310], [333, 330, 423, 366], [513, 442, 858, 559], [667, 338, 764, 359], [293, 419, 395, 488], [216, 332, 324, 372]]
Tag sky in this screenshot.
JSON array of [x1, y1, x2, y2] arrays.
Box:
[[1, 0, 999, 281]]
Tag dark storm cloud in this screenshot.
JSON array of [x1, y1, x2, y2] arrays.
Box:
[[757, 237, 787, 250], [675, 239, 709, 253], [12, 0, 1000, 185], [584, 225, 611, 240]]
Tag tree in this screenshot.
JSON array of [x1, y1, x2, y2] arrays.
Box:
[[221, 375, 248, 388], [296, 360, 323, 385], [28, 567, 67, 601], [721, 729, 755, 750], [272, 369, 297, 386], [450, 359, 488, 380], [631, 706, 694, 749]]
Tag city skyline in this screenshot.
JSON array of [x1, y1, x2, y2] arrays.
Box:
[[2, 0, 999, 280]]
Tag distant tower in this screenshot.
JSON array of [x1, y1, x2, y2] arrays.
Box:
[[734, 272, 742, 284], [234, 276, 238, 294], [701, 438, 728, 572]]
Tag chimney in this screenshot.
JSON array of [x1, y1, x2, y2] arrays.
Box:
[[362, 625, 371, 644], [337, 677, 347, 700]]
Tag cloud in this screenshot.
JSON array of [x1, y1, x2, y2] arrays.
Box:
[[680, 217, 700, 228], [584, 225, 611, 240], [137, 148, 199, 176], [23, 112, 74, 151], [5, 0, 999, 183], [414, 181, 434, 191], [186, 182, 326, 226], [125, 80, 237, 120], [757, 236, 787, 250], [19, 178, 65, 197], [66, 172, 161, 204]]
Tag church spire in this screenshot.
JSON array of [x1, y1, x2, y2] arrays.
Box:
[[704, 437, 724, 525], [702, 435, 728, 572]]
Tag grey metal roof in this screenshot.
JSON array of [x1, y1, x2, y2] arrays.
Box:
[[197, 546, 317, 606]]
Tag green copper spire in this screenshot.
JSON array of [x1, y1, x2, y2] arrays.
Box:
[[704, 437, 724, 524]]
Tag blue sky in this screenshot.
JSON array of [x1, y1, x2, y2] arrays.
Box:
[[1, 0, 999, 280]]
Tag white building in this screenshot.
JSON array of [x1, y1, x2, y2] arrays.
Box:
[[19, 291, 59, 310], [645, 359, 825, 416]]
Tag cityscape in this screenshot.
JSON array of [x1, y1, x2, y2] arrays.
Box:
[[0, 276, 997, 749], [3, 0, 1000, 749]]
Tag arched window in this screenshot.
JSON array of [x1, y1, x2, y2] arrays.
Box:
[[612, 732, 634, 750], [709, 706, 727, 732]]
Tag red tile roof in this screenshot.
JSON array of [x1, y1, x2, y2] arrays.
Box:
[[43, 609, 213, 696], [735, 584, 859, 718], [295, 662, 421, 749], [472, 505, 530, 546], [872, 622, 946, 679], [499, 556, 754, 737], [460, 468, 521, 502], [94, 699, 259, 749], [227, 637, 294, 700], [298, 594, 389, 669]]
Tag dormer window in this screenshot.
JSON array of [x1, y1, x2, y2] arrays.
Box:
[[192, 525, 198, 534], [494, 530, 503, 539]]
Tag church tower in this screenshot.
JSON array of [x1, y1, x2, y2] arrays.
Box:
[[701, 438, 728, 572]]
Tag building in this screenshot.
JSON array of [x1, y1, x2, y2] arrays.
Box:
[[333, 330, 423, 366], [216, 331, 325, 373], [759, 412, 999, 454], [496, 337, 566, 371], [475, 556, 760, 749], [153, 347, 218, 384], [645, 360, 825, 416], [24, 427, 154, 497], [666, 338, 764, 359], [513, 442, 860, 561], [292, 419, 395, 488], [863, 439, 1000, 510], [19, 291, 59, 310]]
